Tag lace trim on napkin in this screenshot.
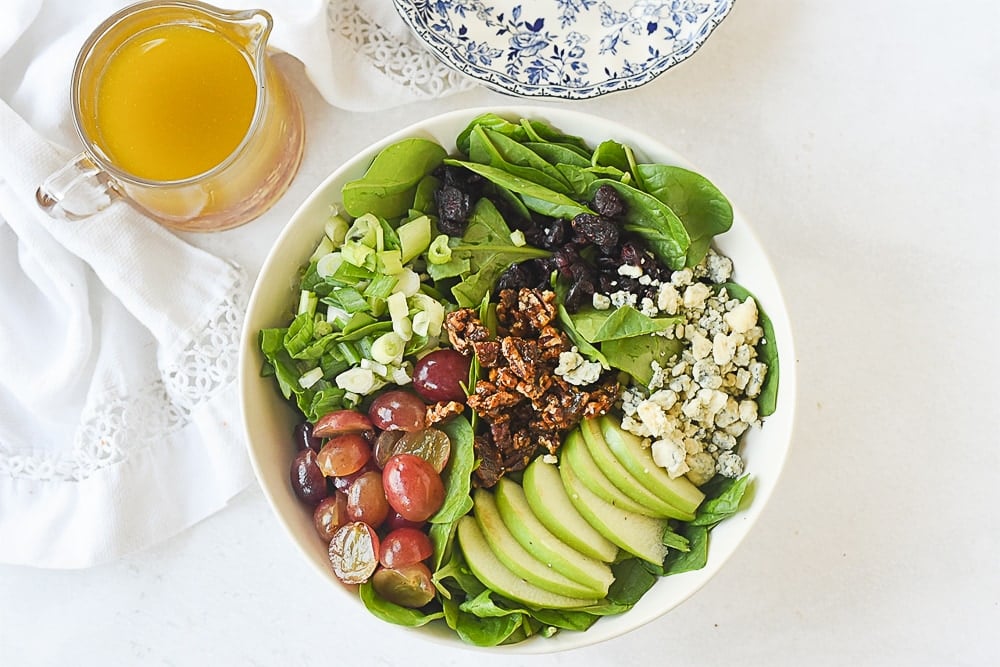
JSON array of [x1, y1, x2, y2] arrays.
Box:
[[328, 1, 476, 98], [0, 273, 246, 483]]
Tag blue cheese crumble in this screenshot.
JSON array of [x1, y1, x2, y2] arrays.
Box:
[[554, 346, 603, 386], [613, 249, 766, 485]]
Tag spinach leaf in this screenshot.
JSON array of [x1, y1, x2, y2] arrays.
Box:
[[412, 173, 440, 216], [444, 159, 593, 219], [358, 582, 445, 628], [554, 164, 597, 197], [585, 179, 690, 270], [430, 415, 476, 524], [519, 118, 591, 153], [601, 335, 683, 385], [453, 606, 523, 646], [457, 113, 528, 154], [470, 126, 573, 195], [662, 525, 709, 575], [342, 138, 446, 218], [637, 164, 733, 267], [606, 558, 660, 606], [592, 140, 632, 174], [721, 282, 779, 416], [572, 305, 680, 343], [258, 328, 300, 400], [690, 474, 752, 527], [524, 141, 592, 168]]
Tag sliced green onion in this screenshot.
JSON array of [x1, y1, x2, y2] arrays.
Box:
[[309, 236, 334, 263], [510, 230, 526, 247], [378, 250, 404, 275], [326, 213, 349, 246], [342, 241, 374, 269], [335, 367, 377, 394], [298, 367, 323, 389], [336, 341, 362, 366], [316, 252, 344, 278], [297, 290, 317, 316], [331, 287, 368, 314], [371, 332, 405, 365], [364, 274, 399, 300], [345, 212, 380, 247], [427, 234, 453, 265], [391, 268, 421, 297]]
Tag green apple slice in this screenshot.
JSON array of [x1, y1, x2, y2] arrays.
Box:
[[579, 418, 691, 520], [560, 463, 669, 565], [473, 488, 605, 599], [561, 428, 657, 516], [456, 515, 598, 609], [599, 415, 704, 517], [522, 458, 618, 562], [494, 477, 614, 597]]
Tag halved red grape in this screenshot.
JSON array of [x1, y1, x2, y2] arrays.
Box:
[[346, 471, 390, 527], [382, 453, 445, 522], [371, 563, 436, 608], [368, 390, 426, 432], [328, 521, 379, 585], [379, 527, 433, 569], [332, 459, 378, 492], [316, 433, 371, 477], [392, 428, 451, 473], [412, 349, 471, 403], [290, 449, 328, 506], [313, 409, 374, 439], [384, 512, 425, 533], [293, 422, 322, 452], [313, 492, 349, 542], [373, 430, 404, 469]]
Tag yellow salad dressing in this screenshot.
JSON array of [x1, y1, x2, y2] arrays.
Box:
[[90, 23, 257, 181]]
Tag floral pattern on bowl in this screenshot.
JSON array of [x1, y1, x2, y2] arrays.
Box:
[[392, 0, 735, 99]]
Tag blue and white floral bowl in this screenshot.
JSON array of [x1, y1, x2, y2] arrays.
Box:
[[392, 0, 735, 99]]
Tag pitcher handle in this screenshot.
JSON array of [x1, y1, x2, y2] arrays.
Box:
[[36, 152, 116, 219]]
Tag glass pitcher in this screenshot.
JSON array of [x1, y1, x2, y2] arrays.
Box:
[[36, 1, 305, 231]]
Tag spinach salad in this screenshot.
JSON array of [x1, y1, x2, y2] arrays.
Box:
[[259, 114, 779, 646]]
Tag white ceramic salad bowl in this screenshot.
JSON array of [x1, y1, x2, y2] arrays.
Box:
[[239, 106, 795, 652]]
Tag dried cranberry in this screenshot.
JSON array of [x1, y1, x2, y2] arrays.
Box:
[[435, 185, 472, 235], [593, 184, 626, 218], [538, 218, 568, 249], [495, 262, 535, 294], [571, 213, 619, 254]]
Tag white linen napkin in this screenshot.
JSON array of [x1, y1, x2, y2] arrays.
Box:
[[0, 0, 472, 568]]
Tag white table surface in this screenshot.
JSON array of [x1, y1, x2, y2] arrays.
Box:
[[2, 1, 998, 665]]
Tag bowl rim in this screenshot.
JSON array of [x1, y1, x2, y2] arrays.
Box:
[[391, 0, 737, 100], [239, 105, 796, 653]]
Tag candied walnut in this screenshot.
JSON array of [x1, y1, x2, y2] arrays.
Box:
[[425, 400, 465, 426], [501, 337, 539, 381], [537, 325, 567, 362], [502, 430, 537, 471], [493, 367, 521, 391], [445, 308, 490, 355], [473, 434, 504, 487], [471, 340, 502, 368], [583, 378, 620, 419], [518, 288, 557, 330], [535, 431, 561, 456], [490, 418, 512, 454], [515, 376, 551, 402], [467, 386, 521, 416]]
